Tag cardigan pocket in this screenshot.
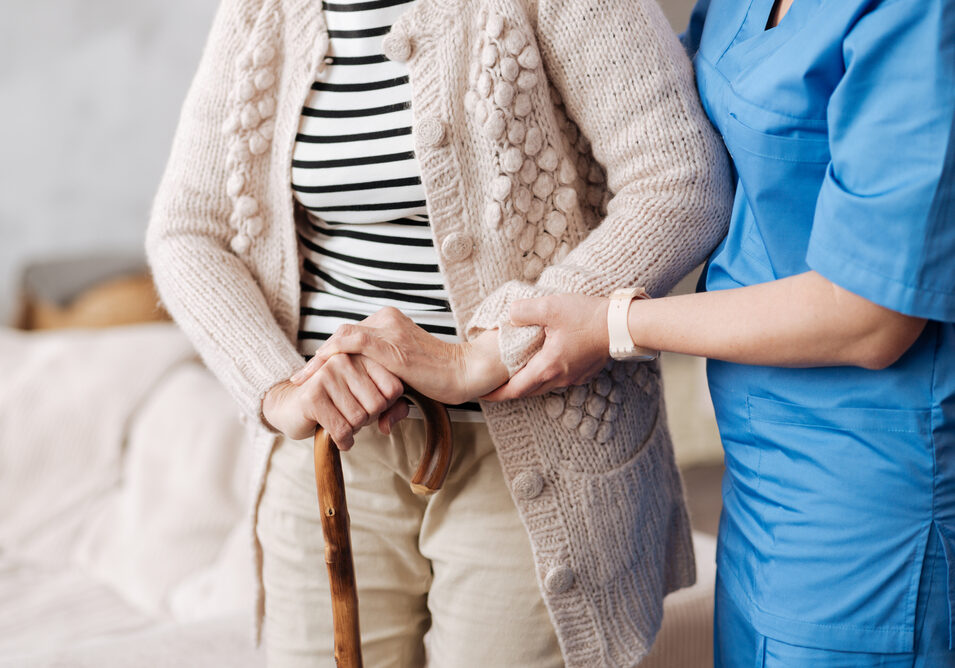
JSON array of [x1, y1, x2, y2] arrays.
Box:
[[545, 363, 662, 475], [559, 406, 684, 587]]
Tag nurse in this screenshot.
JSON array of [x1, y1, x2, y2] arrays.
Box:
[[485, 0, 955, 665]]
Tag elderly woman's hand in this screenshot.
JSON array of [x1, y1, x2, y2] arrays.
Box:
[[263, 354, 408, 449], [482, 294, 611, 401], [290, 307, 509, 406]]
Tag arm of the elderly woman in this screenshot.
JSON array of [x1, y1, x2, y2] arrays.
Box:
[[290, 308, 509, 407]]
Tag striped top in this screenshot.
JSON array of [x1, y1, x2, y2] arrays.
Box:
[[291, 0, 481, 418]]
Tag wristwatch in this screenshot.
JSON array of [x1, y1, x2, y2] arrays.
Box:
[[607, 287, 658, 361]]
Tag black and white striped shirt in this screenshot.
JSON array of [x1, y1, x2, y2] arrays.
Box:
[[292, 0, 481, 418]]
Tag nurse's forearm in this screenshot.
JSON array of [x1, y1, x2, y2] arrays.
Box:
[[629, 271, 926, 369]]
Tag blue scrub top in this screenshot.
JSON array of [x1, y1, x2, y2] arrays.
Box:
[[685, 0, 955, 653]]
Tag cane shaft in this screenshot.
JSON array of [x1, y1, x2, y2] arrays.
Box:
[[313, 391, 452, 667], [313, 428, 363, 668]]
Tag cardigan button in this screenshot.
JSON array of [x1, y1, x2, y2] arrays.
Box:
[[416, 117, 447, 148], [441, 233, 473, 262], [512, 471, 544, 500], [382, 31, 413, 62], [544, 565, 575, 594]]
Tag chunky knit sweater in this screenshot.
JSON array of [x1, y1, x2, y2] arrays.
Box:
[[145, 0, 732, 664]]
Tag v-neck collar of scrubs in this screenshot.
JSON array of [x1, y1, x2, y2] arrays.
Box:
[[712, 0, 826, 101]]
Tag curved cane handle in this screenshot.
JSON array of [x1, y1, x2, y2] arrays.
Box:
[[402, 387, 453, 495]]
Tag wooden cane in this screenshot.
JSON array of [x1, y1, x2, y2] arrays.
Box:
[[313, 388, 453, 668]]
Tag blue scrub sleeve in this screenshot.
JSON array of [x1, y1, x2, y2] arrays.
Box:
[[805, 0, 955, 322]]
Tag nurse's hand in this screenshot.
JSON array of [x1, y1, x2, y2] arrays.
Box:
[[263, 354, 408, 449], [290, 307, 510, 406], [483, 294, 611, 401]]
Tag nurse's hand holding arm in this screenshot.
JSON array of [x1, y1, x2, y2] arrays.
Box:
[[484, 270, 926, 400]]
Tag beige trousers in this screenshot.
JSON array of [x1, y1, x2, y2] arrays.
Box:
[[255, 418, 564, 668]]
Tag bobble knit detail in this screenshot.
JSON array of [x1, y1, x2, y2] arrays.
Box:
[[468, 13, 561, 282], [221, 4, 282, 255], [538, 366, 640, 443]]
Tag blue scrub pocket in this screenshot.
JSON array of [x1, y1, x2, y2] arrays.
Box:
[[723, 110, 830, 164], [717, 108, 831, 280], [737, 394, 935, 652]]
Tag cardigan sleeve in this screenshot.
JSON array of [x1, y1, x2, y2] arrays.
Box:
[[466, 0, 733, 374], [146, 0, 305, 429]]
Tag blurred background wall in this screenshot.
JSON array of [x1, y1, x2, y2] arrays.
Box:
[[0, 0, 218, 324], [0, 0, 698, 324], [659, 0, 698, 36]]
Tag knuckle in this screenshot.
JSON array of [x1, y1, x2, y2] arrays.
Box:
[[326, 355, 348, 373], [328, 415, 349, 439], [338, 326, 367, 348], [346, 408, 368, 427], [384, 377, 404, 399], [370, 396, 389, 415], [543, 361, 561, 381], [381, 306, 401, 322], [540, 296, 557, 319], [302, 382, 321, 404], [335, 323, 356, 340]]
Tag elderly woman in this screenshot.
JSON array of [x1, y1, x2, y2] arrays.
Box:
[[146, 0, 731, 665]]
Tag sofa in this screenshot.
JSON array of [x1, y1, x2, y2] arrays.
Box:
[[0, 259, 716, 667]]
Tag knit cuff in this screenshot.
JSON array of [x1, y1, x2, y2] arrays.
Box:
[[465, 281, 556, 375], [249, 344, 307, 434]]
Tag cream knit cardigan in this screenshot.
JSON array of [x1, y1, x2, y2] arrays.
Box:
[[146, 0, 732, 664]]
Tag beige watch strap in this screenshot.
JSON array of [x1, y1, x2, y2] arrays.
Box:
[[607, 288, 658, 361]]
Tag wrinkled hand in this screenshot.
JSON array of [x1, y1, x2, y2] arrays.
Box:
[[290, 307, 508, 406], [263, 354, 408, 449], [482, 294, 611, 401]]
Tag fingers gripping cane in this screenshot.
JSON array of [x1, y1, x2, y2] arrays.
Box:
[[313, 388, 453, 668]]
